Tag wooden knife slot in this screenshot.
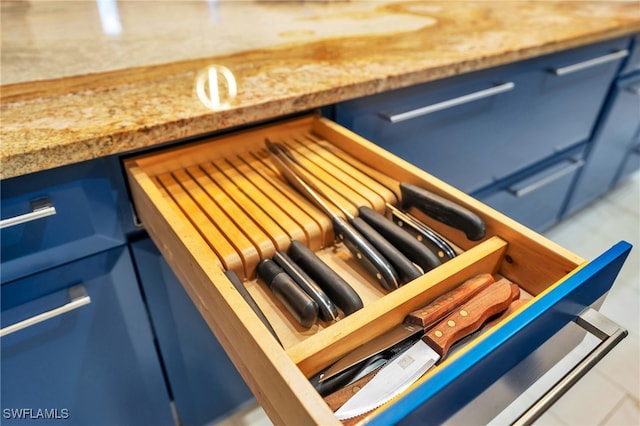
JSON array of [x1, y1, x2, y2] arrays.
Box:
[[125, 115, 585, 425]]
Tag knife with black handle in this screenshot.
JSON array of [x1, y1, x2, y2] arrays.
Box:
[[289, 240, 363, 315], [400, 182, 486, 241], [358, 206, 441, 272], [267, 140, 402, 291], [273, 251, 340, 323], [256, 259, 318, 329]]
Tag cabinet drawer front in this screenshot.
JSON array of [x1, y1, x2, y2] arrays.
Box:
[[125, 115, 629, 425], [565, 73, 640, 215], [478, 152, 585, 232], [0, 160, 125, 283], [335, 37, 630, 194], [0, 248, 173, 425]]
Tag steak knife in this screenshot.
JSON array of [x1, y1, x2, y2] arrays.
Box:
[[319, 274, 496, 383], [334, 279, 514, 419]]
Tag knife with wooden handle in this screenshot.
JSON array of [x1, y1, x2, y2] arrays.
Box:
[[319, 273, 495, 382], [334, 279, 514, 419]]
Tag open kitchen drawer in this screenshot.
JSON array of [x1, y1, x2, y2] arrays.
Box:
[[124, 115, 631, 425]]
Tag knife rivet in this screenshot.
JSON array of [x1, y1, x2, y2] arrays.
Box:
[[434, 330, 443, 337], [376, 273, 382, 280], [356, 252, 362, 259], [460, 310, 468, 317], [447, 320, 456, 327], [417, 235, 423, 242], [398, 221, 404, 227]]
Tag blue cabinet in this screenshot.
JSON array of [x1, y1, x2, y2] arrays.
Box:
[[474, 146, 586, 231], [564, 73, 640, 215], [335, 37, 630, 195], [1, 158, 129, 283], [130, 238, 254, 426], [1, 247, 174, 425]]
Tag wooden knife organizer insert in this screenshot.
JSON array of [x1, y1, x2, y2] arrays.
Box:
[[126, 116, 583, 423]]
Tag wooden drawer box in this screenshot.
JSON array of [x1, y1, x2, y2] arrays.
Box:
[[125, 115, 631, 425]]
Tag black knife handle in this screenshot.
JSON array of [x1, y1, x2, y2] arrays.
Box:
[[224, 270, 283, 346], [288, 240, 363, 315], [273, 251, 340, 323], [256, 259, 318, 329], [332, 216, 399, 291], [400, 182, 486, 241], [350, 216, 422, 284], [357, 206, 441, 273]]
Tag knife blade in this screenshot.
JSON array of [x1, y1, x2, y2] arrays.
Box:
[[305, 137, 486, 243], [266, 140, 402, 290], [319, 273, 495, 382], [334, 279, 514, 419]]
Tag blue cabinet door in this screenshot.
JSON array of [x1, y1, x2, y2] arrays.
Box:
[[130, 238, 254, 426], [1, 247, 173, 426], [1, 158, 129, 283], [564, 73, 640, 216]]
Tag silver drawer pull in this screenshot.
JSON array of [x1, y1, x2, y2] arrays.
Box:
[[550, 49, 629, 76], [0, 285, 91, 337], [513, 308, 627, 426], [381, 82, 515, 123], [0, 196, 56, 230], [507, 159, 584, 198]]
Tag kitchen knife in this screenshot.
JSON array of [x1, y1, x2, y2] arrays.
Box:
[[266, 140, 403, 290], [400, 182, 486, 241], [272, 251, 339, 322], [334, 279, 514, 419], [385, 203, 458, 260], [357, 205, 441, 272], [320, 274, 495, 382], [288, 240, 363, 315], [224, 270, 282, 346], [256, 259, 318, 329]]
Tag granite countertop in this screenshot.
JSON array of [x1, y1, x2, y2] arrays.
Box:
[[1, 1, 639, 180]]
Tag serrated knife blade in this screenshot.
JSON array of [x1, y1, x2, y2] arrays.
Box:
[[333, 279, 514, 420]]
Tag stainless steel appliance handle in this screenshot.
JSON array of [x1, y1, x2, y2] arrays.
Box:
[[380, 82, 515, 123], [507, 159, 584, 198], [513, 308, 628, 426], [0, 285, 91, 337], [550, 49, 629, 76], [0, 196, 56, 229]]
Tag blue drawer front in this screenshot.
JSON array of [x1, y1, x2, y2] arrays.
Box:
[[1, 159, 126, 283], [370, 241, 632, 425], [565, 73, 640, 216], [131, 238, 254, 426], [1, 247, 173, 425], [617, 140, 640, 183], [336, 37, 629, 194], [476, 149, 585, 232]]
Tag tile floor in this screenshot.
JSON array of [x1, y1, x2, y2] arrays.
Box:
[[217, 172, 640, 426]]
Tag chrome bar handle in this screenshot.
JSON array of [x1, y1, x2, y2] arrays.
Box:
[[0, 196, 56, 229], [0, 285, 91, 337], [513, 308, 628, 426], [380, 82, 515, 123], [507, 159, 584, 198], [550, 49, 629, 76]]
